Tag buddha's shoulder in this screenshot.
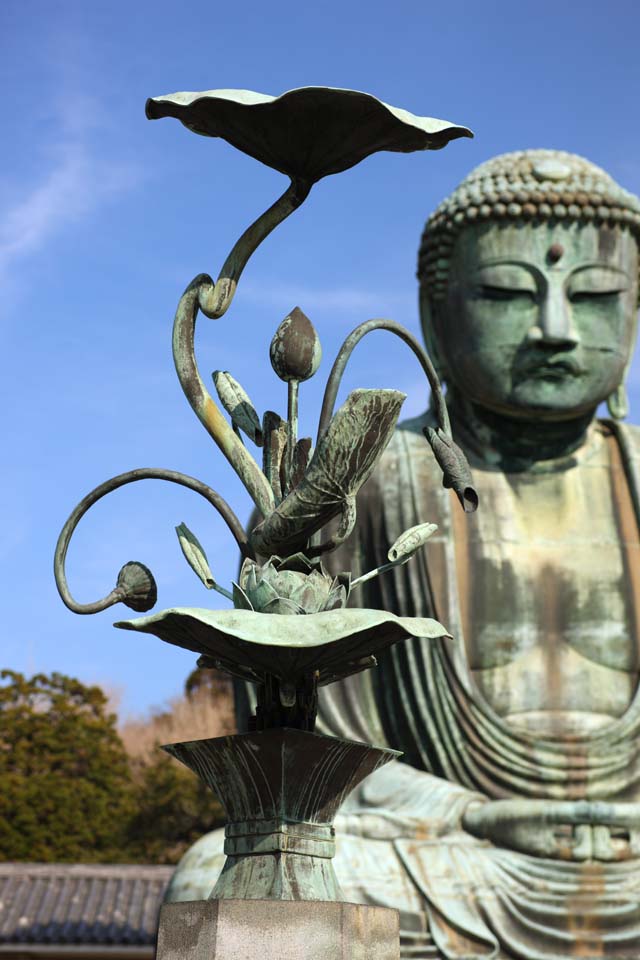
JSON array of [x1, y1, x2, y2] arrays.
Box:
[[610, 419, 640, 460], [359, 412, 444, 512], [375, 410, 439, 470]]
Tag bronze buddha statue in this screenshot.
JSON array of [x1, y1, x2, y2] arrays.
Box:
[[167, 150, 640, 959]]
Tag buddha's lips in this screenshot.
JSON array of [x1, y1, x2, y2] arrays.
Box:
[[518, 356, 586, 379]]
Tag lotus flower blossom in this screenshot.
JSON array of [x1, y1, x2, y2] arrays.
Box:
[[233, 554, 349, 615]]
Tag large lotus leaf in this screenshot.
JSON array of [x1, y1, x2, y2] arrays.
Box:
[[114, 607, 449, 686], [146, 86, 472, 183], [251, 388, 405, 556]]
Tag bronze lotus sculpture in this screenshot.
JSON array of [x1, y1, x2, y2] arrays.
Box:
[[54, 86, 474, 956]]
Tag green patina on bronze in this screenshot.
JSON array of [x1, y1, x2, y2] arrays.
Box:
[[303, 150, 640, 958], [169, 151, 640, 957], [53, 85, 474, 918]]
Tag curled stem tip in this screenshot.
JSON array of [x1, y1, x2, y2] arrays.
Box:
[[54, 467, 253, 616]]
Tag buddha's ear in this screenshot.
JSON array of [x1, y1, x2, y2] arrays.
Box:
[[418, 285, 448, 385], [607, 383, 629, 420], [608, 301, 639, 420], [607, 341, 636, 420]]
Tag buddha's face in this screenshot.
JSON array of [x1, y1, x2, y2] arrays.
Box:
[[431, 222, 639, 420]]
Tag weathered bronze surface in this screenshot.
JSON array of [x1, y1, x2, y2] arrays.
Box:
[[170, 150, 640, 958], [163, 729, 398, 901], [54, 85, 474, 955], [314, 150, 640, 958]]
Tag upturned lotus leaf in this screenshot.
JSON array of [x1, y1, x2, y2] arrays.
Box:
[[251, 388, 405, 556], [145, 86, 473, 184], [114, 607, 450, 686]]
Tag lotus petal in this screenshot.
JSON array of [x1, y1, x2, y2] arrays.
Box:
[[232, 582, 253, 610], [238, 558, 279, 609], [114, 606, 450, 686], [324, 584, 348, 612], [260, 597, 305, 615], [277, 553, 315, 574], [146, 87, 472, 184]]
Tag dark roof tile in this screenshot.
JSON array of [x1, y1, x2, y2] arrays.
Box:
[[0, 865, 173, 946]]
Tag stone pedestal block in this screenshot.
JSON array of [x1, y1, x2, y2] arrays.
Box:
[[156, 898, 400, 960]]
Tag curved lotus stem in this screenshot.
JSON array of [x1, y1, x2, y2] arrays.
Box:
[[197, 178, 312, 319], [315, 319, 478, 514], [54, 467, 254, 615], [173, 278, 275, 517], [316, 318, 451, 443]]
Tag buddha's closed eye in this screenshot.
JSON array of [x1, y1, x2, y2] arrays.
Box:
[[478, 284, 536, 303]]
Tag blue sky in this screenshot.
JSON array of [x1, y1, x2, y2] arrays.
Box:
[[2, 0, 640, 719]]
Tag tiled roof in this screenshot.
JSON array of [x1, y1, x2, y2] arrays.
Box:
[[0, 864, 173, 949]]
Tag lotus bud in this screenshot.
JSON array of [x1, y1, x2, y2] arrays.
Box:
[[176, 523, 215, 588], [213, 371, 263, 445], [423, 426, 479, 513], [269, 307, 322, 383], [116, 561, 157, 612], [387, 522, 438, 563]]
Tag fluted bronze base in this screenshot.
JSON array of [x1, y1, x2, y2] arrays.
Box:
[[163, 727, 399, 901]]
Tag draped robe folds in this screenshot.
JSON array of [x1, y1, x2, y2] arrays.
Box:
[[317, 415, 640, 960]]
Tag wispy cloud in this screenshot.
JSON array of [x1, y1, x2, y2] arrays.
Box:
[[241, 279, 416, 317], [0, 92, 139, 280]]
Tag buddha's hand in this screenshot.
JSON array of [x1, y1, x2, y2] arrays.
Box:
[[462, 799, 640, 861]]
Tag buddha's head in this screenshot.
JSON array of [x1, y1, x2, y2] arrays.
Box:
[[419, 150, 640, 423]]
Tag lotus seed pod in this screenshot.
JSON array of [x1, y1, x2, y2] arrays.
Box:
[[116, 561, 157, 612], [269, 306, 322, 383]]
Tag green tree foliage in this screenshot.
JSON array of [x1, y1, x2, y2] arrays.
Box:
[[126, 750, 225, 863], [0, 668, 232, 864], [119, 667, 232, 863], [0, 670, 136, 862]]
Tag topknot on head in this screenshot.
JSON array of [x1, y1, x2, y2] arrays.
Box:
[[418, 149, 640, 301]]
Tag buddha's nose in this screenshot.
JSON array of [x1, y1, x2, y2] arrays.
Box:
[[527, 287, 579, 347]]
